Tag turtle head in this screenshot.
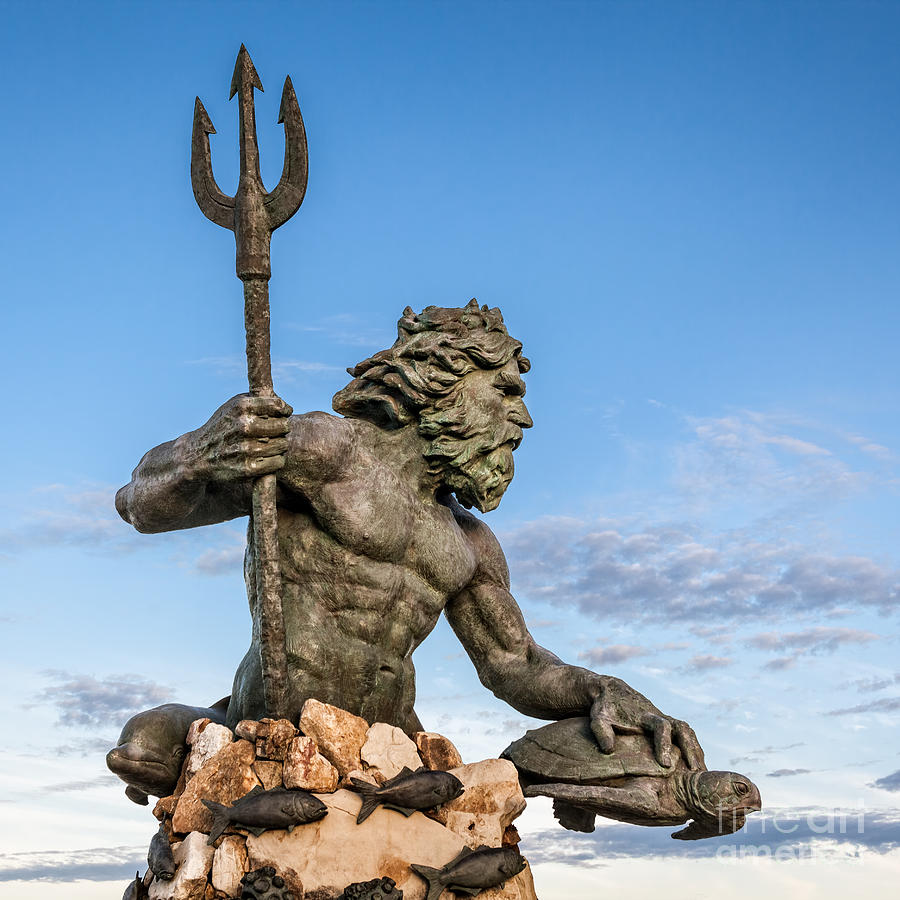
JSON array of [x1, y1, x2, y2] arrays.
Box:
[[673, 770, 761, 840]]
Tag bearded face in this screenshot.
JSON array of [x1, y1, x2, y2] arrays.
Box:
[[420, 359, 532, 512]]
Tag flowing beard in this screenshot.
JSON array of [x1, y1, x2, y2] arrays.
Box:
[[441, 441, 516, 512]]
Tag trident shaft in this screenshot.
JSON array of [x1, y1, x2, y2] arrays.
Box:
[[191, 45, 308, 719]]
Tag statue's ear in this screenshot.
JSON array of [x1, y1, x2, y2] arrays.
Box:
[[672, 812, 747, 841]]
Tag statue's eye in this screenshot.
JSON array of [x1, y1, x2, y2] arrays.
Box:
[[735, 782, 749, 795]]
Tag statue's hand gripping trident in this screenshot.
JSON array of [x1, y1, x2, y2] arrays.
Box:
[[190, 45, 308, 719]]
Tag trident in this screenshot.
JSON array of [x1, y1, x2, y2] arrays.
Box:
[[190, 45, 308, 719]]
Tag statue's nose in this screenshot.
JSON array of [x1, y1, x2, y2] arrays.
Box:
[[509, 401, 533, 429]]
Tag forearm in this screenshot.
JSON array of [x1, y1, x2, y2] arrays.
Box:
[[116, 432, 211, 533], [446, 580, 603, 720], [479, 640, 603, 720]]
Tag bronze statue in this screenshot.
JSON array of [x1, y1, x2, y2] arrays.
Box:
[[504, 718, 761, 840], [110, 301, 703, 801], [108, 47, 708, 821]]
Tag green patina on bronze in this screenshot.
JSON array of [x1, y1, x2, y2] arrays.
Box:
[[107, 47, 763, 848]]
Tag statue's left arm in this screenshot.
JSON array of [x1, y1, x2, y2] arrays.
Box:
[[445, 516, 704, 768]]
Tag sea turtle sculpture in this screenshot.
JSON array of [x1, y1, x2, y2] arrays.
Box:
[[502, 717, 761, 840]]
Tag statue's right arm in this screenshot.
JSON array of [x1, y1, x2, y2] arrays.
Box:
[[115, 394, 292, 533]]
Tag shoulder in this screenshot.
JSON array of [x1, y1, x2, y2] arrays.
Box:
[[285, 412, 359, 482], [446, 496, 511, 590]]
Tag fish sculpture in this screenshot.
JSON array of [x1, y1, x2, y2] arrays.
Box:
[[147, 822, 176, 881], [349, 766, 465, 824], [121, 871, 148, 900], [201, 785, 328, 844], [410, 846, 526, 900]]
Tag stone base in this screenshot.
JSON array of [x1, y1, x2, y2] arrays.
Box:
[[129, 701, 538, 900]]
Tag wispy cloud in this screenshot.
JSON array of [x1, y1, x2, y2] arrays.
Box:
[[0, 485, 136, 557], [0, 846, 144, 883], [187, 355, 340, 381], [286, 312, 395, 349], [523, 807, 900, 862], [578, 644, 649, 665], [41, 775, 119, 794], [827, 696, 900, 717], [842, 673, 900, 693], [746, 627, 879, 670], [194, 544, 245, 575], [729, 742, 806, 767], [872, 770, 900, 792], [673, 411, 871, 509], [33, 671, 171, 729], [681, 654, 733, 673], [766, 768, 813, 778], [503, 516, 900, 626]]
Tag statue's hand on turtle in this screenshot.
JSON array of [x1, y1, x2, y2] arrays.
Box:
[[588, 676, 705, 770]]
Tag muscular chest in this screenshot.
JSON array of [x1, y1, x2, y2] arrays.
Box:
[[284, 469, 477, 598]]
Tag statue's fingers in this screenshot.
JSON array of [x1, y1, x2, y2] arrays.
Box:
[[641, 713, 672, 767], [672, 720, 705, 770], [589, 708, 616, 754], [242, 395, 293, 418], [241, 416, 292, 438]]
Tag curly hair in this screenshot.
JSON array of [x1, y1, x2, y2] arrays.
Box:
[[332, 299, 530, 429]]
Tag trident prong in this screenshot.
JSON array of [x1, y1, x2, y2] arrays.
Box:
[[190, 45, 308, 720], [191, 44, 309, 277]]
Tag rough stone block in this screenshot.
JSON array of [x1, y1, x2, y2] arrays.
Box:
[[413, 731, 464, 770], [360, 723, 423, 781], [186, 723, 234, 779], [283, 736, 339, 792], [246, 789, 466, 899], [235, 720, 259, 743], [428, 759, 526, 849], [172, 740, 260, 835], [253, 760, 284, 791], [255, 718, 298, 761], [299, 699, 369, 777], [211, 834, 249, 898]]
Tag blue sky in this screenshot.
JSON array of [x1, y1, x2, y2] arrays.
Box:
[[1, 1, 899, 897]]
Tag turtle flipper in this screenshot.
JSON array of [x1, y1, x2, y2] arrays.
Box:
[[553, 799, 596, 833], [524, 782, 660, 820]]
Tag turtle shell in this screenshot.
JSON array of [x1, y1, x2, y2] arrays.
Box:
[[501, 717, 686, 785]]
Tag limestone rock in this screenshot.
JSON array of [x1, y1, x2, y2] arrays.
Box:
[[299, 699, 369, 777], [253, 760, 284, 791], [283, 736, 340, 792], [154, 795, 178, 820], [340, 768, 379, 789], [360, 723, 422, 780], [246, 788, 466, 899], [413, 731, 463, 771], [428, 759, 526, 849], [235, 720, 259, 743], [502, 824, 521, 847], [186, 719, 213, 745], [148, 832, 214, 900], [186, 723, 234, 779], [255, 719, 297, 761], [211, 835, 248, 898], [172, 740, 260, 835]]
